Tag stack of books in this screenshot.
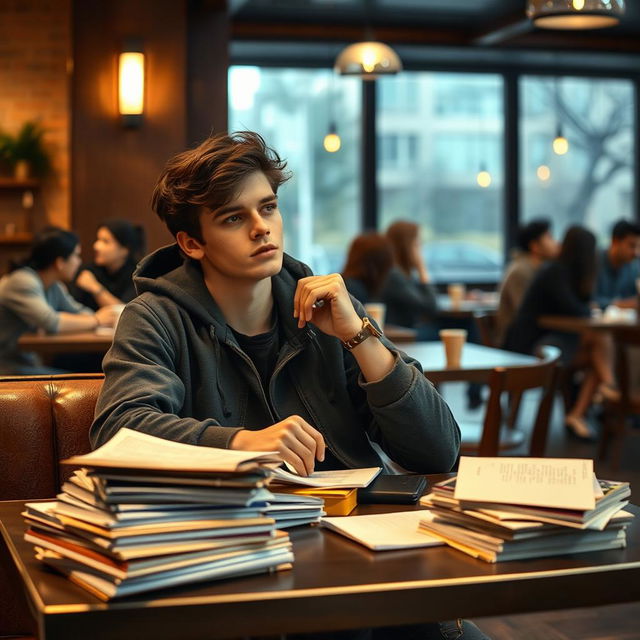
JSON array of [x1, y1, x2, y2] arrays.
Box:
[[419, 457, 633, 563], [23, 429, 295, 600]]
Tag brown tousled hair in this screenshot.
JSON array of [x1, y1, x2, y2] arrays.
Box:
[[342, 233, 394, 297], [151, 131, 290, 241], [386, 220, 419, 277]]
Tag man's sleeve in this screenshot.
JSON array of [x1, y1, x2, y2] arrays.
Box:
[[2, 270, 60, 333], [343, 302, 460, 474], [90, 299, 242, 450]]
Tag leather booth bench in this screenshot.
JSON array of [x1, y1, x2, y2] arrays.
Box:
[[0, 373, 103, 638]]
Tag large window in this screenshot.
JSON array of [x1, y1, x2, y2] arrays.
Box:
[[377, 73, 504, 284], [229, 67, 361, 274], [520, 76, 634, 244]]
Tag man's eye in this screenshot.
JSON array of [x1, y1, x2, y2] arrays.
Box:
[[224, 215, 241, 224], [263, 204, 277, 214]]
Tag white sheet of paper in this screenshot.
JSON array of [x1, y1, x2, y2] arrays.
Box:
[[454, 457, 595, 511], [321, 510, 443, 550], [64, 428, 281, 473], [271, 466, 381, 488]]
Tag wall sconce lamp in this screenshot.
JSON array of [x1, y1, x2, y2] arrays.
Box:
[[119, 41, 145, 127]]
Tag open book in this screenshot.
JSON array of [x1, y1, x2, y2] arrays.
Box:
[[63, 429, 282, 475]]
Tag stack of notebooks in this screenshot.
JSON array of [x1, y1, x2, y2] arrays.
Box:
[[419, 456, 633, 563], [23, 429, 297, 600]]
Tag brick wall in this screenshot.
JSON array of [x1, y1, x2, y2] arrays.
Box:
[[0, 0, 71, 231]]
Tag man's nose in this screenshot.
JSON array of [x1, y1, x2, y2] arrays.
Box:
[[250, 213, 270, 238]]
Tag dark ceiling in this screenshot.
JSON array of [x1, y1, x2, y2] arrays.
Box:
[[229, 0, 640, 54]]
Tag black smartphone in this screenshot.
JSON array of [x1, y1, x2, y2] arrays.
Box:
[[357, 474, 427, 505]]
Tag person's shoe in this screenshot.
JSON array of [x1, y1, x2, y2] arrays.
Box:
[[565, 416, 596, 441], [598, 383, 621, 403]]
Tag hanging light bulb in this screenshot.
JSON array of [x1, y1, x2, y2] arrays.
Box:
[[527, 0, 625, 29], [323, 123, 341, 153], [552, 125, 569, 155], [476, 164, 492, 188], [537, 165, 551, 181]]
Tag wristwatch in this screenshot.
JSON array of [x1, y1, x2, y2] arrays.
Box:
[[342, 317, 383, 351]]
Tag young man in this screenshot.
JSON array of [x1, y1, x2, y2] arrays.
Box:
[[495, 218, 558, 346], [595, 219, 640, 310], [90, 132, 460, 479]]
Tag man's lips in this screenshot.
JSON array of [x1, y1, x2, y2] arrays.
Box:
[[251, 244, 278, 257]]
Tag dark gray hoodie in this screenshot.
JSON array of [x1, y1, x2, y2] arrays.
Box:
[[91, 244, 460, 473]]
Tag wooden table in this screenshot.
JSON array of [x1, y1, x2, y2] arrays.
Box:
[[384, 324, 418, 343], [539, 315, 639, 334], [2, 492, 640, 640], [400, 341, 537, 384], [18, 331, 114, 356], [436, 294, 498, 319]]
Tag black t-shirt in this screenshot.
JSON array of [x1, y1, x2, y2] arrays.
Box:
[[230, 315, 280, 396], [70, 259, 137, 311]]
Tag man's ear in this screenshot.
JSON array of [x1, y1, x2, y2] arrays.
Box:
[[176, 231, 205, 261]]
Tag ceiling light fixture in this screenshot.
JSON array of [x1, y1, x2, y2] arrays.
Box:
[[527, 0, 625, 30], [323, 122, 341, 153], [334, 41, 402, 79]]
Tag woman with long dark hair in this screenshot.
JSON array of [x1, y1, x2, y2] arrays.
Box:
[[0, 227, 116, 374], [72, 219, 146, 310], [505, 225, 617, 439], [342, 232, 394, 304], [382, 220, 437, 330]]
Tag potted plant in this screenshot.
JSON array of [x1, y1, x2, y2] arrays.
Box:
[[5, 121, 52, 180]]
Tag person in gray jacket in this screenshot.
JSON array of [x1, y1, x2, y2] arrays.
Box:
[[91, 131, 460, 477]]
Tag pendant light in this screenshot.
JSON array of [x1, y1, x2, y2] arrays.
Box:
[[527, 0, 625, 30], [476, 163, 492, 188], [334, 0, 402, 79], [552, 124, 569, 155], [323, 122, 341, 153]]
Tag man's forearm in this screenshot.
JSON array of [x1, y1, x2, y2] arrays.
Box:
[[349, 337, 395, 382]]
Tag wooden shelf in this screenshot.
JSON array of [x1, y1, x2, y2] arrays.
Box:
[[0, 232, 33, 245], [0, 178, 39, 189]]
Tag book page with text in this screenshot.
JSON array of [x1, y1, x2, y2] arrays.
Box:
[[454, 457, 595, 510]]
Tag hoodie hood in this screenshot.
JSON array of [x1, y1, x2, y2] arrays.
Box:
[[133, 243, 314, 337]]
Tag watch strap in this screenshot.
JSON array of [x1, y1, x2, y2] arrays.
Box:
[[342, 316, 383, 350]]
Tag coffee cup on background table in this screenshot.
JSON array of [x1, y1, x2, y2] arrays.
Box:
[[447, 283, 466, 310], [439, 328, 467, 368], [364, 303, 386, 329]]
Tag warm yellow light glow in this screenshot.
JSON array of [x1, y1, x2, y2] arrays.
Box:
[[361, 46, 378, 73], [477, 170, 492, 188], [572, 0, 585, 10], [552, 135, 569, 155], [323, 132, 341, 153], [537, 165, 551, 181], [119, 52, 144, 115]]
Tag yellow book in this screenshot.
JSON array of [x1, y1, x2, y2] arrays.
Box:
[[276, 488, 357, 516]]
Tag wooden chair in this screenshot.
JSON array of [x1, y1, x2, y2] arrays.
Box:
[[459, 345, 561, 457], [599, 326, 640, 470]]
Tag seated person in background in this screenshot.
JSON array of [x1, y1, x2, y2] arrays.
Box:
[[505, 226, 617, 441], [0, 227, 116, 375], [495, 218, 558, 346], [382, 220, 437, 335], [595, 218, 640, 310], [71, 218, 146, 310], [341, 232, 393, 305]]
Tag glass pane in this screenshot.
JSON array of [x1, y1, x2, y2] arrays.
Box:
[[377, 72, 504, 285], [228, 66, 361, 274], [520, 76, 634, 245]]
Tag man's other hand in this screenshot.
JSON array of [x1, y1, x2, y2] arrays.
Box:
[[230, 416, 325, 476]]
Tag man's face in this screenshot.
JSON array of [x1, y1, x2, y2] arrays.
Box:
[[190, 171, 284, 283], [612, 234, 640, 264], [58, 245, 82, 282], [531, 231, 558, 261]]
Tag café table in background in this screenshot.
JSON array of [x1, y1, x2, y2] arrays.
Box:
[[400, 341, 537, 384], [18, 330, 114, 357], [539, 313, 638, 334], [436, 291, 498, 320]]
